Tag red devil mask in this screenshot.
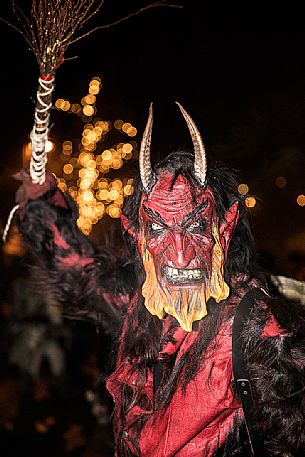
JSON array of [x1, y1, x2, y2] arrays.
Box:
[[122, 103, 239, 331]]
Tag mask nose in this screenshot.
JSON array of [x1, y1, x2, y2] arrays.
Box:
[[166, 232, 196, 269]]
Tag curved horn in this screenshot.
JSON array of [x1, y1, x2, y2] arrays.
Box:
[[139, 103, 155, 192], [175, 102, 207, 186]]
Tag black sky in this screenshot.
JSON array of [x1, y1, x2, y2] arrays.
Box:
[[0, 1, 304, 275]]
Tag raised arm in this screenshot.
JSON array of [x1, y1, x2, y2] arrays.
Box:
[[14, 171, 132, 334]]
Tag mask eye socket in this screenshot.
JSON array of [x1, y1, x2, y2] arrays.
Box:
[[151, 222, 163, 231], [147, 221, 165, 236], [187, 220, 205, 233]]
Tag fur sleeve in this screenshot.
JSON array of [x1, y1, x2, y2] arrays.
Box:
[[243, 294, 305, 455], [15, 172, 134, 336]]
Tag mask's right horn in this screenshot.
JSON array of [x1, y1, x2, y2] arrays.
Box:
[[176, 102, 207, 186]]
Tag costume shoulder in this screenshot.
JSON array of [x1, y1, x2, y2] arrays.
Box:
[[14, 171, 136, 335], [241, 284, 305, 455]]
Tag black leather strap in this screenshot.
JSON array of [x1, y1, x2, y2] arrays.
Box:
[[232, 288, 268, 457], [153, 360, 164, 393]]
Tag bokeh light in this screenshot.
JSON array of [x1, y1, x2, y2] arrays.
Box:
[[296, 195, 305, 206], [54, 75, 137, 234], [245, 196, 256, 208], [276, 176, 287, 188], [238, 183, 249, 195]]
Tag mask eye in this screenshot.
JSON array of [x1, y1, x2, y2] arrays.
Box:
[[187, 220, 204, 233], [151, 222, 164, 231], [147, 221, 165, 236]]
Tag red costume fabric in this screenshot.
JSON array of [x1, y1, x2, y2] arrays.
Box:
[[106, 282, 285, 457], [107, 297, 242, 456]]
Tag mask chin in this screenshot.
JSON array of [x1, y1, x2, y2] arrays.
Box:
[[140, 223, 231, 332], [141, 243, 207, 332]]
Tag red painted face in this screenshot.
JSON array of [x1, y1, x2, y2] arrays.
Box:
[[139, 171, 218, 289], [125, 169, 240, 331]]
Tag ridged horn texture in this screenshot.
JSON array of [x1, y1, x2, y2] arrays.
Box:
[[139, 102, 155, 192], [175, 101, 207, 186]]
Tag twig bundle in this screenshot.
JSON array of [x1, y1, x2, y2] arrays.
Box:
[[12, 0, 104, 77], [10, 0, 105, 183]]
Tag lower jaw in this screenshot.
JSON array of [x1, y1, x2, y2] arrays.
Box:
[[163, 279, 202, 288]]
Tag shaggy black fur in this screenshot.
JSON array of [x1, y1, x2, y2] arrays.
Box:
[[16, 186, 131, 360]]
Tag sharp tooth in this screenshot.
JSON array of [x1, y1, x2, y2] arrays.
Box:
[[164, 266, 202, 282]]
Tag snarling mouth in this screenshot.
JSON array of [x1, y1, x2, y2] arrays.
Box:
[[163, 265, 203, 285]]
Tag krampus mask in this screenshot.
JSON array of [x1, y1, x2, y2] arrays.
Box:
[[122, 103, 240, 331]]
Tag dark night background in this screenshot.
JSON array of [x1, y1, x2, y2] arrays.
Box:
[[0, 2, 304, 456]]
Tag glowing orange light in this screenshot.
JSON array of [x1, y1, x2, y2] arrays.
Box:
[[109, 189, 120, 200], [127, 126, 137, 137], [80, 178, 92, 190], [97, 189, 109, 200], [122, 122, 131, 133], [296, 195, 305, 206], [97, 180, 109, 189], [238, 183, 249, 195], [84, 94, 96, 105], [90, 77, 101, 86], [55, 98, 65, 109], [111, 179, 122, 189], [63, 164, 73, 174], [122, 143, 133, 154], [83, 105, 95, 116], [112, 159, 123, 169], [114, 195, 124, 206], [245, 196, 256, 208], [102, 150, 112, 161], [71, 103, 81, 113], [123, 184, 134, 196], [82, 190, 95, 202], [108, 204, 121, 218], [58, 182, 67, 192], [276, 176, 286, 188], [62, 100, 71, 111], [114, 119, 124, 130]]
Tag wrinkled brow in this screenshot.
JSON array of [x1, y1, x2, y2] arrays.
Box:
[[182, 200, 208, 226], [143, 200, 208, 227], [143, 206, 167, 225]]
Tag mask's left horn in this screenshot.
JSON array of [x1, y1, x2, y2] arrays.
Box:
[[139, 103, 155, 192]]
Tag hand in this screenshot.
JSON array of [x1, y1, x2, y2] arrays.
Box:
[[14, 170, 68, 218], [14, 170, 57, 203]]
